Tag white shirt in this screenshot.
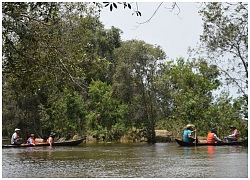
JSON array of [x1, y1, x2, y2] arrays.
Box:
[[11, 132, 18, 144], [213, 134, 221, 141], [229, 129, 238, 137]]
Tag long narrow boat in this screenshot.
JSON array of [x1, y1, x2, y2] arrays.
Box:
[[175, 139, 242, 147], [2, 138, 85, 148]]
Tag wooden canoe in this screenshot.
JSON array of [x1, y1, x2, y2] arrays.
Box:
[[2, 138, 85, 148], [175, 139, 242, 147]]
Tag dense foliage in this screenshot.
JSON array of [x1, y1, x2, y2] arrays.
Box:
[[2, 2, 247, 142]]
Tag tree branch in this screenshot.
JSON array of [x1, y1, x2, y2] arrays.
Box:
[[136, 2, 163, 25], [217, 66, 247, 98]]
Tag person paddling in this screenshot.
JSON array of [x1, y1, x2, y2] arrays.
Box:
[[27, 134, 36, 146], [11, 128, 23, 145], [47, 132, 56, 146], [183, 124, 197, 143], [206, 129, 222, 143]]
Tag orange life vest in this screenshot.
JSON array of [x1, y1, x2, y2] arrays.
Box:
[[206, 132, 217, 143]]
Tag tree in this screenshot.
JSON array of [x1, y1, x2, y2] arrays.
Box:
[[207, 91, 248, 139], [86, 80, 128, 141], [2, 2, 122, 137], [112, 40, 166, 142], [156, 58, 221, 136], [48, 89, 86, 137], [197, 2, 248, 105]]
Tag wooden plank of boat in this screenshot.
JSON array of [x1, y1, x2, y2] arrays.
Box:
[[175, 139, 241, 147], [2, 138, 84, 148]]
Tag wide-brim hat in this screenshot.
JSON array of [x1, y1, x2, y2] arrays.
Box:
[[15, 128, 20, 131], [30, 134, 34, 137], [230, 126, 236, 128], [186, 124, 195, 128]]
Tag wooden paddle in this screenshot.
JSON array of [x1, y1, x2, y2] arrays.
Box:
[[194, 130, 197, 146]]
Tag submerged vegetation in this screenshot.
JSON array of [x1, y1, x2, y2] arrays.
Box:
[[2, 2, 248, 142]]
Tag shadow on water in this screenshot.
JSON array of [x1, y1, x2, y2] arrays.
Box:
[[2, 142, 248, 178]]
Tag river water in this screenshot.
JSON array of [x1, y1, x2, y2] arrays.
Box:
[[2, 142, 248, 178]]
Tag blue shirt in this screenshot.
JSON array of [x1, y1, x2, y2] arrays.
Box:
[[28, 139, 33, 144], [183, 129, 192, 142]]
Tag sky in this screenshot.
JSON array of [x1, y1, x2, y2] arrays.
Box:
[[99, 2, 204, 60]]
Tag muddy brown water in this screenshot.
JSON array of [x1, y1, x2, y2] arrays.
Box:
[[2, 142, 248, 178]]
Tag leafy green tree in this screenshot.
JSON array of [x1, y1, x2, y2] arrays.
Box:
[[2, 2, 92, 136], [47, 89, 86, 137], [2, 2, 122, 137], [86, 80, 128, 140], [112, 40, 166, 142], [156, 58, 221, 136]]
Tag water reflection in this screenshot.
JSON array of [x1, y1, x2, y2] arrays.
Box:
[[46, 146, 53, 159], [25, 147, 35, 158], [15, 146, 55, 161], [207, 146, 214, 158], [230, 146, 242, 153], [183, 147, 192, 156]]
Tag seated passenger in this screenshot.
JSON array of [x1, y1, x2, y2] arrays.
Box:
[[206, 129, 221, 143], [27, 134, 36, 146], [47, 132, 56, 146], [11, 128, 22, 145], [224, 126, 239, 142]]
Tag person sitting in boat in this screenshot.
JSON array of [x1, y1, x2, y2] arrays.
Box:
[[206, 129, 222, 143], [27, 134, 36, 146], [47, 132, 56, 146], [11, 128, 23, 145], [183, 124, 197, 143], [224, 126, 239, 142]]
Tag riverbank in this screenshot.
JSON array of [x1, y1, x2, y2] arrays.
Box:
[[84, 130, 174, 143]]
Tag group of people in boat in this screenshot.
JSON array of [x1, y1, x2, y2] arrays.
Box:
[[11, 125, 239, 145], [183, 124, 239, 143], [11, 128, 56, 146]]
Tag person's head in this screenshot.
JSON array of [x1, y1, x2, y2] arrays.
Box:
[[15, 128, 20, 133], [30, 134, 35, 138], [186, 124, 194, 130], [50, 132, 56, 138], [211, 129, 217, 133], [230, 126, 236, 130]]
